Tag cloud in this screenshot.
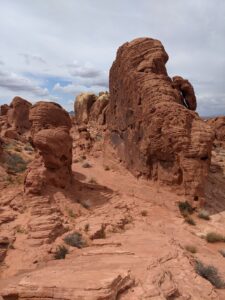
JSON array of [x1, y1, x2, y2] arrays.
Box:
[[0, 70, 49, 97], [67, 61, 102, 78], [19, 53, 46, 65], [0, 0, 224, 114]]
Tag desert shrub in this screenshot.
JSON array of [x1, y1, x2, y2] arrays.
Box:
[[219, 249, 225, 258], [84, 223, 90, 232], [178, 201, 194, 216], [67, 208, 76, 218], [206, 232, 225, 243], [104, 165, 110, 171], [14, 147, 21, 152], [185, 245, 197, 253], [64, 232, 86, 248], [184, 215, 196, 226], [54, 245, 68, 259], [195, 260, 225, 288], [82, 162, 92, 168], [198, 209, 210, 220], [5, 153, 28, 173], [141, 210, 148, 216]]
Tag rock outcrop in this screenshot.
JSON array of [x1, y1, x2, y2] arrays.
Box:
[[74, 92, 109, 125], [207, 116, 225, 141], [7, 96, 32, 134], [25, 101, 72, 194], [172, 76, 197, 110], [106, 37, 214, 200]]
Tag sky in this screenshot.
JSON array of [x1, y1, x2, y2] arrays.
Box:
[[0, 0, 225, 116]]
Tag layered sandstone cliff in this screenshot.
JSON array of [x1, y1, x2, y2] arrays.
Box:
[[106, 37, 214, 200]]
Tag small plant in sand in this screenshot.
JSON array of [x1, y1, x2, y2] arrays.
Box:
[[141, 210, 148, 217], [64, 232, 86, 248], [198, 209, 210, 220], [82, 162, 92, 168], [206, 232, 225, 243], [104, 165, 110, 171], [84, 223, 90, 232], [15, 225, 26, 234], [185, 245, 197, 253], [54, 245, 68, 259], [219, 249, 225, 258], [195, 260, 225, 289], [178, 201, 194, 216]]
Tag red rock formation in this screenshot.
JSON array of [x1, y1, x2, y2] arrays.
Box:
[[0, 104, 10, 116], [172, 76, 197, 110], [89, 92, 109, 125], [7, 96, 32, 133], [24, 101, 72, 194], [106, 37, 214, 200], [207, 116, 225, 141]]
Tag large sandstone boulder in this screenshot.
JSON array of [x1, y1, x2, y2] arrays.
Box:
[[207, 116, 225, 141], [0, 104, 10, 116], [106, 37, 214, 200], [7, 96, 32, 133], [24, 101, 72, 194]]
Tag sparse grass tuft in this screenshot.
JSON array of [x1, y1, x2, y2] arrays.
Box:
[[82, 162, 92, 168], [198, 209, 210, 220], [178, 201, 194, 216], [141, 210, 148, 217], [54, 245, 68, 259], [219, 249, 225, 258], [5, 153, 28, 173], [195, 260, 225, 288], [64, 232, 86, 248], [185, 245, 197, 253], [206, 232, 225, 243]]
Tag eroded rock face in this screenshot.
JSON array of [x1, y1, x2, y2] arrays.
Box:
[[106, 37, 214, 200], [172, 76, 197, 110], [207, 116, 225, 141], [74, 92, 109, 125], [0, 104, 10, 116], [74, 93, 97, 124], [7, 96, 32, 133], [25, 101, 72, 194]]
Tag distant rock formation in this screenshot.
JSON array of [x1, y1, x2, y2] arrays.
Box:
[[207, 116, 225, 141], [106, 37, 214, 200], [74, 92, 109, 125], [25, 101, 72, 194], [7, 96, 32, 133]]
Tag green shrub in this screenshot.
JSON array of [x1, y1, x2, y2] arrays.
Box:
[[206, 232, 225, 243], [198, 209, 210, 220], [178, 201, 194, 216], [54, 245, 68, 259], [185, 245, 197, 253], [64, 232, 86, 248], [195, 260, 225, 288]]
